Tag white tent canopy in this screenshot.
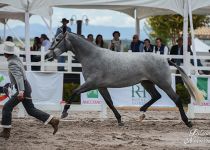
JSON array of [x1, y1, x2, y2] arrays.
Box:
[[0, 0, 52, 19], [0, 0, 182, 19], [49, 0, 184, 18], [0, 6, 27, 23], [0, 0, 53, 71]]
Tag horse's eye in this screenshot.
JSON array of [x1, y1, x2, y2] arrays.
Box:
[[56, 39, 60, 42]]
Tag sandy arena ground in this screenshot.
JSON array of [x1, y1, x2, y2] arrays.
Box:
[[0, 108, 210, 150]]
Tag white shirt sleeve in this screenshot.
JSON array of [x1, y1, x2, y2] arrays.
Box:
[[164, 46, 169, 55], [153, 46, 156, 53], [43, 40, 51, 51], [108, 41, 112, 49]]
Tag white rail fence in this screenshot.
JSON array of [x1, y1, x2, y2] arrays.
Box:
[[0, 47, 210, 73]]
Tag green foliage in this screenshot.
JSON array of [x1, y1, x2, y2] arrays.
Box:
[[0, 76, 4, 83], [176, 83, 190, 105], [147, 15, 210, 45], [63, 83, 80, 103]]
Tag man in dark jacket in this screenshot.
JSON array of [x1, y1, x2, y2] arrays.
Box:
[[143, 39, 154, 52], [130, 34, 144, 52]]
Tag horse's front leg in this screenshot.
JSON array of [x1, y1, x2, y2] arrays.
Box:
[[61, 93, 77, 119], [99, 88, 124, 126], [61, 81, 95, 119]]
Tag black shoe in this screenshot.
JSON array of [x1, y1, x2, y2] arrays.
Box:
[[61, 112, 68, 119], [0, 128, 11, 139]]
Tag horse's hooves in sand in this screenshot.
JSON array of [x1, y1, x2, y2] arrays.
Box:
[[139, 114, 146, 122], [61, 112, 68, 119], [118, 122, 124, 126], [186, 121, 193, 128]]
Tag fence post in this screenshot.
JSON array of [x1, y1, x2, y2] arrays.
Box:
[[186, 52, 191, 75], [67, 51, 72, 72], [41, 47, 45, 71], [100, 100, 107, 120]]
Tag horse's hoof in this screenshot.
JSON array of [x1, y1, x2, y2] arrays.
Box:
[[186, 121, 193, 128], [61, 112, 68, 119], [139, 114, 146, 122], [118, 122, 124, 126], [140, 107, 146, 112]]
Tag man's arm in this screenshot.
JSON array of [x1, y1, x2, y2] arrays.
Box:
[[55, 28, 61, 38], [8, 62, 25, 92], [170, 46, 176, 55], [139, 43, 144, 52], [67, 27, 71, 33], [170, 46, 176, 63], [164, 46, 169, 55]]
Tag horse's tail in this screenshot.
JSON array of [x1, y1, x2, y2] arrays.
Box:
[[168, 59, 204, 103]]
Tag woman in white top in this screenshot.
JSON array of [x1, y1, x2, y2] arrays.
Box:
[[40, 34, 51, 52], [109, 31, 123, 52]]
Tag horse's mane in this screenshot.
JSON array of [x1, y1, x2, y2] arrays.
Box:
[[68, 32, 99, 48]]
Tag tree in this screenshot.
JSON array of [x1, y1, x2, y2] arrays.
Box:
[[147, 15, 210, 45]]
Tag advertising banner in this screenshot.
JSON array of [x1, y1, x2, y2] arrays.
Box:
[[81, 74, 176, 107], [0, 71, 11, 105], [194, 76, 210, 106], [0, 71, 63, 106]]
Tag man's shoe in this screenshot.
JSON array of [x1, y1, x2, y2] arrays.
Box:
[[49, 118, 59, 135], [0, 128, 11, 139], [61, 112, 68, 119]]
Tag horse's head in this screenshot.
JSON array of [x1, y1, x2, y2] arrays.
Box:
[[45, 32, 72, 60]]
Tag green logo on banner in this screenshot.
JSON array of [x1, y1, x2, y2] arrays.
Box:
[[0, 76, 4, 83], [197, 77, 208, 100], [87, 90, 99, 98]]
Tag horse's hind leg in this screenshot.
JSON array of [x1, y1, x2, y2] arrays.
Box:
[[138, 81, 161, 121], [160, 85, 192, 128], [99, 88, 123, 126], [140, 81, 161, 112]]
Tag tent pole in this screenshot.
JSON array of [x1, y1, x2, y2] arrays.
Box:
[[3, 23, 6, 41], [3, 19, 7, 41], [41, 16, 53, 42], [188, 0, 198, 74], [135, 18, 140, 36], [183, 0, 190, 74], [25, 10, 31, 71], [49, 13, 53, 41], [134, 9, 140, 36]]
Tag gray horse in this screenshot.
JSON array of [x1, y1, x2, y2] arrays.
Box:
[[45, 32, 203, 127]]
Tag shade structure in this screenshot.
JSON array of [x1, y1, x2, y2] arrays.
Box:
[[0, 6, 26, 23], [49, 0, 184, 18], [0, 0, 53, 71], [0, 0, 52, 19]]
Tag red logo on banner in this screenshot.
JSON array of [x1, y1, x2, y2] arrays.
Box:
[[0, 95, 8, 102]]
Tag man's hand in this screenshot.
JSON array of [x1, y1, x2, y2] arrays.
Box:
[[3, 83, 12, 97], [17, 91, 24, 101]]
